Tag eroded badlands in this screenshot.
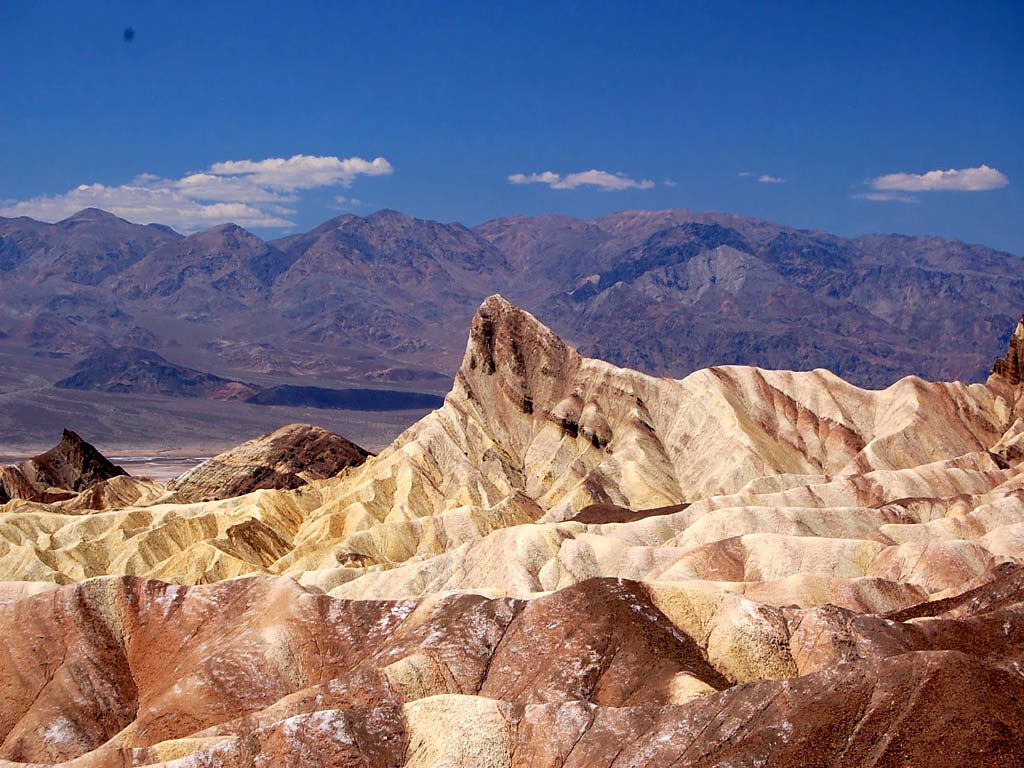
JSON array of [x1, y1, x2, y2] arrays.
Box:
[[2, 296, 1024, 765]]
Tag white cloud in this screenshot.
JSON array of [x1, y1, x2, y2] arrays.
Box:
[[738, 171, 784, 184], [508, 169, 655, 191], [209, 154, 392, 190], [0, 182, 295, 230], [0, 154, 393, 232], [854, 191, 919, 203], [869, 164, 1008, 193], [334, 195, 366, 208], [663, 179, 679, 188], [174, 172, 293, 203]]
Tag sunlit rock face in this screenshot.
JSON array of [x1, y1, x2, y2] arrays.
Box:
[[2, 298, 1024, 765]]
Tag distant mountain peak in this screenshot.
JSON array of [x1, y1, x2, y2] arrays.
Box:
[[367, 208, 412, 221], [59, 207, 128, 224], [196, 222, 257, 238], [146, 222, 183, 237]]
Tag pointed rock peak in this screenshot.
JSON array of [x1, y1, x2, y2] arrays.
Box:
[[991, 314, 1024, 386], [58, 428, 87, 448], [468, 295, 562, 369], [199, 222, 250, 236], [22, 430, 126, 492], [460, 295, 581, 416], [59, 207, 127, 224], [367, 208, 412, 222], [189, 222, 264, 246]]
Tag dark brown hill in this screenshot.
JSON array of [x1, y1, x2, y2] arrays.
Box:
[[168, 423, 369, 501], [54, 346, 258, 400]]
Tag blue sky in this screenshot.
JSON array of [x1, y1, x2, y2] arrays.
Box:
[[1, 1, 1022, 252]]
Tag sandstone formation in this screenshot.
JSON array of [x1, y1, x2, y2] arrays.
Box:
[[0, 430, 125, 504], [168, 423, 369, 502], [4, 300, 1024, 596], [2, 298, 1024, 764]]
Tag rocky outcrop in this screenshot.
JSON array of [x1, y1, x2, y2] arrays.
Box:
[[991, 314, 1024, 386], [0, 430, 125, 503], [21, 429, 126, 491], [168, 423, 369, 502]]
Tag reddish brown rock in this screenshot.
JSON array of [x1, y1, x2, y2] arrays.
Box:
[[168, 423, 369, 502], [0, 429, 125, 504], [569, 502, 690, 524], [0, 573, 1022, 766]]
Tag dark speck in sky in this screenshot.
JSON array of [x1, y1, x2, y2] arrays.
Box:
[[123, 27, 135, 43]]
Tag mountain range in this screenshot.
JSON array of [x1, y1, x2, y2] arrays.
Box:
[[2, 207, 1024, 454], [2, 206, 1023, 451]]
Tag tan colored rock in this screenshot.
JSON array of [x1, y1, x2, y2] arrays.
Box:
[[404, 695, 512, 768]]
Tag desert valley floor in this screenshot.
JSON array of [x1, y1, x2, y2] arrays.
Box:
[[2, 296, 1024, 766]]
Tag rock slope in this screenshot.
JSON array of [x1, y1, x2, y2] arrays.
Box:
[[2, 297, 1024, 764], [4, 298, 1024, 596]]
